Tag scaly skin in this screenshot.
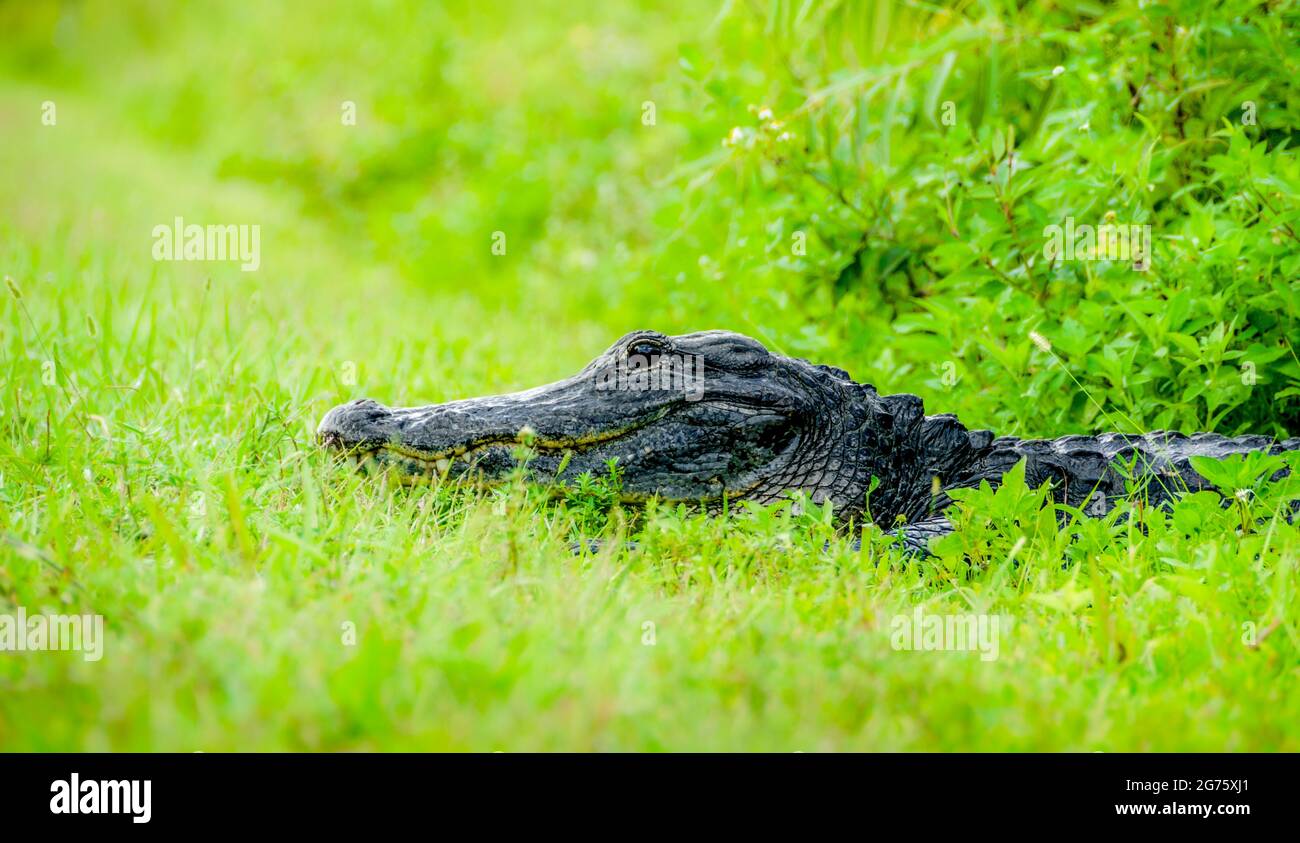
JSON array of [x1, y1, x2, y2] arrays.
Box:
[[318, 330, 1299, 552]]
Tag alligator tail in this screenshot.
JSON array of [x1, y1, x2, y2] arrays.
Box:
[[960, 430, 1298, 512]]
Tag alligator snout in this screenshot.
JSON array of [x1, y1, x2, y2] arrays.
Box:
[[316, 398, 394, 450]]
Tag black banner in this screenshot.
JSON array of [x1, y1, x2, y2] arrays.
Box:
[[0, 753, 1288, 830]]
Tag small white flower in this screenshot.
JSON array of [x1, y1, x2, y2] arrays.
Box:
[[757, 107, 773, 121], [1052, 65, 1065, 76]]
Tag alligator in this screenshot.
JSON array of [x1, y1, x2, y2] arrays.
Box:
[[317, 329, 1299, 552]]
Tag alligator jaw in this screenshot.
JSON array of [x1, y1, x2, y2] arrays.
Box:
[[326, 414, 662, 486], [317, 391, 671, 486]]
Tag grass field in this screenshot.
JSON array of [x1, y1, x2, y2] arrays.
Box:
[[1, 0, 1298, 751]]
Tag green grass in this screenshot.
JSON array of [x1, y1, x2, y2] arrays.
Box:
[[1, 0, 1298, 751]]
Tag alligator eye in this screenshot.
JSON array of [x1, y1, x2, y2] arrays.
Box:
[[628, 339, 668, 358]]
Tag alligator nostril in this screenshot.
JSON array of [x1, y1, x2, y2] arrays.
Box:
[[316, 405, 348, 446]]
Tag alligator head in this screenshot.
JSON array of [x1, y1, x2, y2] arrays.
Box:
[[317, 329, 884, 515]]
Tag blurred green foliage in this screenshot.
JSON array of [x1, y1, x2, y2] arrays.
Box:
[[5, 0, 1296, 436]]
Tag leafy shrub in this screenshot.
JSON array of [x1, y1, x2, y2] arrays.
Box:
[[645, 0, 1300, 439]]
